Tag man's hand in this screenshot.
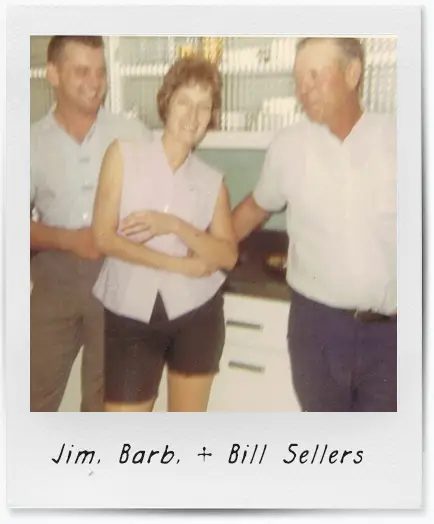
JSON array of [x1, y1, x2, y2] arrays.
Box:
[[181, 256, 218, 278], [181, 249, 219, 277], [67, 228, 101, 260], [120, 210, 178, 238]]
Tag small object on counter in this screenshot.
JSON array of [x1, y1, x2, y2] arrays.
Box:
[[263, 252, 287, 281]]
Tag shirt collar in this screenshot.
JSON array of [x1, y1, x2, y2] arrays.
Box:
[[314, 111, 367, 145], [48, 104, 105, 143], [155, 135, 193, 178]]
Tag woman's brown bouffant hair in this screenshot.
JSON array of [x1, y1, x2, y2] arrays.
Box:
[[157, 57, 222, 130]]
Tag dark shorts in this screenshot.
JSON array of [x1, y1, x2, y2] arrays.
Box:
[[104, 291, 225, 403]]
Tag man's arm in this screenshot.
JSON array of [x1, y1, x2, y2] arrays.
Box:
[[30, 193, 101, 260], [232, 132, 288, 242], [30, 221, 101, 260], [232, 194, 271, 242], [30, 126, 101, 260], [31, 220, 73, 252]]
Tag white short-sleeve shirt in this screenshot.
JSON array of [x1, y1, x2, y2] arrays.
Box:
[[253, 113, 397, 314]]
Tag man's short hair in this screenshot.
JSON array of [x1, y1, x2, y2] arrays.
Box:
[[296, 37, 364, 67], [296, 37, 365, 91], [47, 36, 104, 64]]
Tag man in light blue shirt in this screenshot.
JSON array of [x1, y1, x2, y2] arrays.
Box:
[[30, 35, 151, 411]]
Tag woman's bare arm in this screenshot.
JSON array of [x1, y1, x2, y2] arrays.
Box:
[[92, 140, 213, 277], [172, 183, 238, 271]]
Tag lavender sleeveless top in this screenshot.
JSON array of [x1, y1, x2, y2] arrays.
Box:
[[93, 138, 226, 322]]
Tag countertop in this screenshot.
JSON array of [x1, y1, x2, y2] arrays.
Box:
[[223, 229, 291, 302]]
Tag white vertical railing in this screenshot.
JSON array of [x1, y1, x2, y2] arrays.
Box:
[[105, 36, 122, 114]]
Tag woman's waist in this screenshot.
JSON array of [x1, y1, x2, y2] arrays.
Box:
[[96, 257, 226, 287], [93, 262, 225, 320]]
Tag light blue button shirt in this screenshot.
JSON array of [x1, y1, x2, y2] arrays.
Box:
[[30, 106, 152, 229]]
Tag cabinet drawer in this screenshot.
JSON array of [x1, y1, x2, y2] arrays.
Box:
[[208, 343, 300, 412], [153, 344, 301, 412], [224, 294, 290, 350]]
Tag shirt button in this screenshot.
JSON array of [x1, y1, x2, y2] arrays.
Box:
[[82, 212, 90, 221], [82, 180, 95, 190]]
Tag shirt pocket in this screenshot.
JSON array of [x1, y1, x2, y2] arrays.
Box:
[[296, 149, 340, 230]]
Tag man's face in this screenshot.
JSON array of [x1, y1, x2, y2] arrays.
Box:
[[48, 41, 107, 116], [294, 40, 355, 125]]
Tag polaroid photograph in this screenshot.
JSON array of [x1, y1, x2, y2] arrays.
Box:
[[4, 2, 422, 511]]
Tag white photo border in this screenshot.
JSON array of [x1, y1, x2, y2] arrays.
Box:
[[5, 3, 422, 510]]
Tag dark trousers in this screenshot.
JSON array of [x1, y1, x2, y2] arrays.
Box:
[[30, 251, 104, 412], [287, 289, 397, 412]]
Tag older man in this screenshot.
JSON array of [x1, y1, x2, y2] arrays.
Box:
[[233, 37, 397, 412]]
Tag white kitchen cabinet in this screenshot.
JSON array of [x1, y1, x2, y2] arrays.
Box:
[[56, 294, 299, 412], [152, 294, 300, 412], [153, 346, 300, 412], [223, 293, 289, 350], [208, 294, 300, 412], [208, 342, 299, 412]]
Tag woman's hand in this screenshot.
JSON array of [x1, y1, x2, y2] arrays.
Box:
[[120, 210, 178, 238]]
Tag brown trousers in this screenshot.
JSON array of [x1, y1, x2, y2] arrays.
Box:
[[30, 251, 104, 412]]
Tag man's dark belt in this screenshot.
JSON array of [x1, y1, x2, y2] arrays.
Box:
[[290, 288, 397, 323], [339, 308, 397, 323]]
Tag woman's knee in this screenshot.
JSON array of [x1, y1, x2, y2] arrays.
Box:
[[167, 372, 215, 412]]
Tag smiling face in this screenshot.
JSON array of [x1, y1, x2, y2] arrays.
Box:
[[47, 41, 107, 117], [294, 39, 358, 126], [164, 82, 214, 149]]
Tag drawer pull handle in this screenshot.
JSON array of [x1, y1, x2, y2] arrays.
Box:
[[228, 361, 265, 374], [226, 320, 263, 331]]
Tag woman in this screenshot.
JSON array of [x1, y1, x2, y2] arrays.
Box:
[[92, 56, 238, 412]]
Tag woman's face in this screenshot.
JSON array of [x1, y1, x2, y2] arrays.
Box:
[[164, 82, 214, 148]]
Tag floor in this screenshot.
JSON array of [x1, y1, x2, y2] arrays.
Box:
[[58, 349, 82, 412]]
